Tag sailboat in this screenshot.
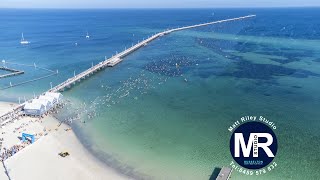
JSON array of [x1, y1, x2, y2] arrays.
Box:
[[86, 32, 90, 39], [20, 33, 30, 45]]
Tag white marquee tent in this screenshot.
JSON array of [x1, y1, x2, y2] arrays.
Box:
[[32, 99, 52, 111], [23, 102, 46, 116], [45, 92, 63, 103], [38, 95, 57, 105]]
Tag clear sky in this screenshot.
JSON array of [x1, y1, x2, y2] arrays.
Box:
[[1, 0, 320, 8]]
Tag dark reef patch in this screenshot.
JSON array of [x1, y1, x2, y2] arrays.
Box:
[[291, 69, 320, 78], [292, 85, 302, 89], [313, 58, 320, 62], [234, 42, 261, 53], [220, 60, 295, 80], [219, 60, 320, 80], [269, 58, 298, 64], [196, 37, 313, 66]]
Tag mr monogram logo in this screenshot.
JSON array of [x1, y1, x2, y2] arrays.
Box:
[[229, 120, 278, 170]]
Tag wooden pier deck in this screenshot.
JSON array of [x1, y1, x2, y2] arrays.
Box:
[[1, 15, 256, 121]]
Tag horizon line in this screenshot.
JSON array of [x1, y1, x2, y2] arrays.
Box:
[[1, 6, 320, 10]]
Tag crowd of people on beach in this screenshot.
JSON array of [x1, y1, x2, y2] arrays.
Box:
[[0, 110, 22, 128], [0, 117, 76, 162], [0, 101, 70, 161], [0, 141, 30, 162], [0, 98, 101, 163], [0, 138, 3, 155], [0, 120, 72, 162]]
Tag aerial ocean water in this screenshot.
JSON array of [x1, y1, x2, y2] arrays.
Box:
[[1, 8, 320, 179]]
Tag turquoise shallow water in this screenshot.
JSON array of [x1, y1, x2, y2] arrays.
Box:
[[1, 8, 320, 179]]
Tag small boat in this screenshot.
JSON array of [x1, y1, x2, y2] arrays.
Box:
[[86, 32, 90, 39], [20, 33, 30, 45]]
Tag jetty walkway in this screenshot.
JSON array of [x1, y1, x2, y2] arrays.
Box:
[[1, 15, 256, 121]]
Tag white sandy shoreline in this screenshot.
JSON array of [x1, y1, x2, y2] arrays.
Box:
[[0, 101, 128, 180]]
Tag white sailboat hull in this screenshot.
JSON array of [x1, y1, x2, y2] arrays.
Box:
[[20, 41, 30, 45], [21, 33, 30, 44], [20, 41, 30, 44]]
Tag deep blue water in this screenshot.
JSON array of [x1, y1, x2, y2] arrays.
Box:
[[1, 8, 320, 180]]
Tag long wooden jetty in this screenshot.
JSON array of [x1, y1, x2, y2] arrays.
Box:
[[1, 15, 256, 121], [49, 15, 255, 93]]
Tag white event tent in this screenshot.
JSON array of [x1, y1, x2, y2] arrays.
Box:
[[23, 102, 46, 116]]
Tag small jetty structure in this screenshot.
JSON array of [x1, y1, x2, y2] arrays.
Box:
[[0, 15, 256, 122], [0, 61, 58, 90], [20, 33, 30, 45], [216, 167, 233, 180], [0, 66, 24, 79]]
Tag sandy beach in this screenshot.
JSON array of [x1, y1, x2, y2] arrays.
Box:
[[0, 102, 128, 180], [0, 102, 15, 116]]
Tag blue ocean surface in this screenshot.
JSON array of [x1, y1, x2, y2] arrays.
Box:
[[0, 8, 320, 179]]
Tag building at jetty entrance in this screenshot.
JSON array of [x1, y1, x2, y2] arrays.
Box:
[[45, 92, 63, 103], [32, 99, 51, 111], [23, 92, 63, 116], [39, 95, 56, 105], [23, 102, 46, 116]]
